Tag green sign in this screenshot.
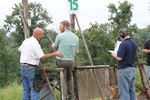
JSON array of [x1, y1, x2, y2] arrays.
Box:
[[68, 0, 78, 13]]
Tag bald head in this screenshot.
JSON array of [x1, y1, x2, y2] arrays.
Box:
[[33, 27, 44, 40]]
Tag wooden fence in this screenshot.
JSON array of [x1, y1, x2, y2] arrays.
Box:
[[41, 64, 150, 100]]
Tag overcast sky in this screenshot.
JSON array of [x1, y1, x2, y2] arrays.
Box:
[[0, 0, 150, 31]]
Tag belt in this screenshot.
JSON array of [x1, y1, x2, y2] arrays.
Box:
[[21, 63, 38, 67]]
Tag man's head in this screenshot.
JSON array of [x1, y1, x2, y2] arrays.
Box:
[[118, 28, 129, 39], [33, 27, 44, 40], [59, 20, 70, 33]]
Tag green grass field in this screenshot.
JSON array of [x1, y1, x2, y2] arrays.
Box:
[[0, 82, 22, 100]]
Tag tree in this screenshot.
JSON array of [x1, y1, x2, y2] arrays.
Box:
[[77, 1, 139, 65], [2, 2, 53, 87], [107, 1, 138, 37], [134, 26, 150, 63], [0, 29, 19, 87], [4, 2, 52, 46], [136, 26, 150, 43], [78, 23, 116, 65]]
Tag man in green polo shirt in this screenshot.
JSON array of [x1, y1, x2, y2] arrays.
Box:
[[52, 20, 79, 100]]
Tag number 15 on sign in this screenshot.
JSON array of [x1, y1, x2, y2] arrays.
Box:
[[68, 0, 78, 14]]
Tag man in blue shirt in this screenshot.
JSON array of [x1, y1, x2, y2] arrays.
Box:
[[111, 28, 137, 100], [52, 20, 79, 100]]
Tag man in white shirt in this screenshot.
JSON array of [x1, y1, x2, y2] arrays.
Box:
[[19, 27, 63, 100]]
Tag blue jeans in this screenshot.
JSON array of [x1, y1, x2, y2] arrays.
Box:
[[21, 64, 40, 100], [118, 67, 136, 100], [147, 66, 150, 80]]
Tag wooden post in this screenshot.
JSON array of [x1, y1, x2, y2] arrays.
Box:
[[70, 13, 79, 99], [73, 67, 79, 100], [105, 68, 110, 100], [74, 15, 94, 66], [70, 14, 75, 32], [22, 0, 30, 39], [139, 64, 150, 98], [60, 70, 65, 100]]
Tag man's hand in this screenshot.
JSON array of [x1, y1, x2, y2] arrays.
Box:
[[111, 52, 116, 58], [55, 52, 64, 58], [51, 43, 58, 50], [51, 43, 55, 48], [111, 52, 122, 61]]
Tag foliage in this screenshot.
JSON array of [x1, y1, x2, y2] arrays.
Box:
[[77, 1, 139, 65], [4, 2, 52, 46], [107, 1, 138, 37], [133, 26, 150, 63], [77, 23, 116, 65], [1, 2, 54, 87], [0, 29, 19, 87], [136, 26, 150, 44]]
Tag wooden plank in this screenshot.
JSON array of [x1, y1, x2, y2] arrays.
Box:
[[105, 68, 110, 100], [76, 65, 111, 69], [92, 68, 105, 100], [73, 69, 79, 100], [43, 67, 64, 72]]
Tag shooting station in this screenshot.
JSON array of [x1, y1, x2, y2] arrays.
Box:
[[21, 0, 150, 100]]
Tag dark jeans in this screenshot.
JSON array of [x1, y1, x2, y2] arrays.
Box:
[[56, 59, 75, 100], [20, 64, 40, 100]]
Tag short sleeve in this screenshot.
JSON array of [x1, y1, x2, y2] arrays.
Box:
[[18, 45, 22, 52], [144, 40, 149, 49], [117, 43, 125, 58], [18, 40, 25, 52], [34, 44, 44, 59], [55, 34, 60, 48]]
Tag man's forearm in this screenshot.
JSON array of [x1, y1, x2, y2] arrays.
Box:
[[40, 53, 55, 60], [111, 52, 122, 61], [40, 52, 63, 61], [143, 49, 150, 53]]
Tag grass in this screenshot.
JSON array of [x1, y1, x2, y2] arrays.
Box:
[[0, 82, 61, 100], [136, 67, 143, 95], [0, 82, 22, 100]]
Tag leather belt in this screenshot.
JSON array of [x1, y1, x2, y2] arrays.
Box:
[[21, 63, 38, 67]]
